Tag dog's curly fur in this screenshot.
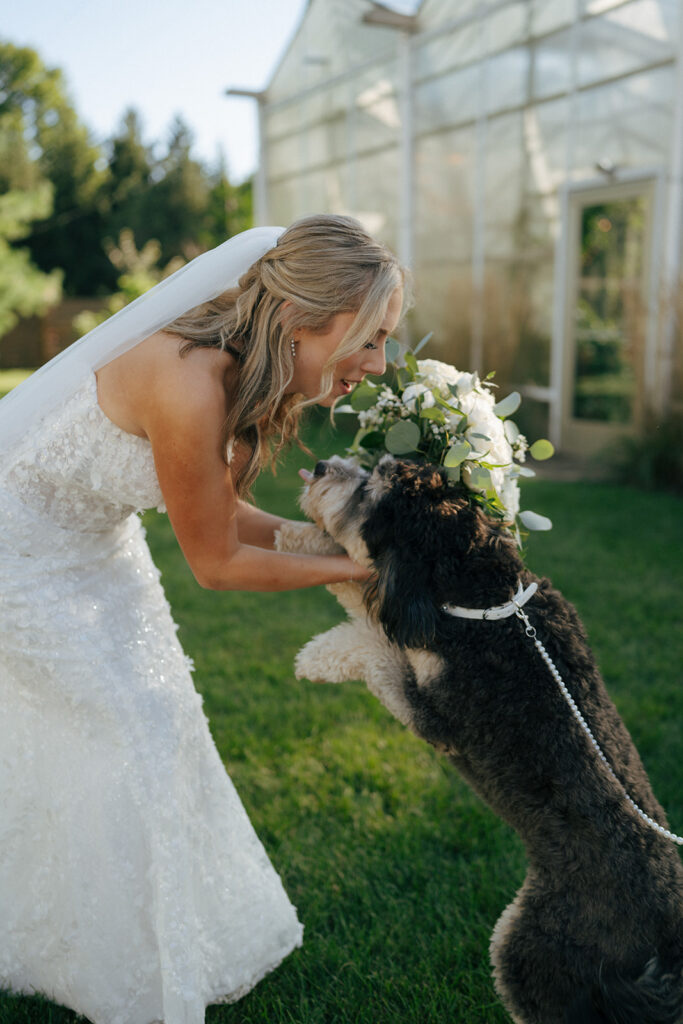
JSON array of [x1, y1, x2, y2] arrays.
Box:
[[276, 455, 683, 1024]]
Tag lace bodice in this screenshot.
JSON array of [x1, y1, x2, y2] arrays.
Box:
[[0, 373, 165, 531]]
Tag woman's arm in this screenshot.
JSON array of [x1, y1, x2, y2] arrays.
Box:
[[130, 342, 368, 592], [235, 500, 291, 549]]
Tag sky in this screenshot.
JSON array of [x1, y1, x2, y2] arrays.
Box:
[[3, 0, 309, 182]]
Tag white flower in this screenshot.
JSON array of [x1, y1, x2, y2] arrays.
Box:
[[402, 382, 435, 414], [417, 358, 483, 397]]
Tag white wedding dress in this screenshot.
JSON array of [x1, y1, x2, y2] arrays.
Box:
[[0, 371, 303, 1024]]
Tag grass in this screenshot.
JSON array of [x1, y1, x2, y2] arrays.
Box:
[[1, 412, 682, 1024], [0, 368, 34, 399]]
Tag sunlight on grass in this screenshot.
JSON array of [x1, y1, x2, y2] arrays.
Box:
[[0, 368, 33, 398]]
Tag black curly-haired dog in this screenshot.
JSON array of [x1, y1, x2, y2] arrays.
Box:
[[279, 455, 683, 1024]]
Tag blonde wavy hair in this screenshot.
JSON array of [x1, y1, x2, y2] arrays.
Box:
[[164, 214, 408, 496]]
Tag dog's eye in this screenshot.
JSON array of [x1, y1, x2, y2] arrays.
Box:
[[313, 461, 327, 478]]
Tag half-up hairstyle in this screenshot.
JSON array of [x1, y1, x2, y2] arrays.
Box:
[[163, 214, 408, 496]]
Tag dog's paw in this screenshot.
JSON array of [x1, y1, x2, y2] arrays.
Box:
[[294, 624, 361, 684], [275, 520, 344, 556]]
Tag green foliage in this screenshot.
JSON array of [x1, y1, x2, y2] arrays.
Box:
[[608, 411, 683, 494], [0, 40, 111, 294], [0, 367, 32, 398], [72, 229, 184, 337], [0, 183, 62, 337], [0, 42, 254, 300]]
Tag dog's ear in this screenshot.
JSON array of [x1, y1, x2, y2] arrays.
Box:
[[363, 460, 455, 648], [369, 547, 441, 648]]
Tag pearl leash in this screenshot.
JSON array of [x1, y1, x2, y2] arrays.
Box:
[[513, 602, 683, 847]]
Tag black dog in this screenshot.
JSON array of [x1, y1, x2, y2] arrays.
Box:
[[285, 455, 683, 1024]]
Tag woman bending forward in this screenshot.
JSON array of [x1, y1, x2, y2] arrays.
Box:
[[0, 215, 405, 1024]]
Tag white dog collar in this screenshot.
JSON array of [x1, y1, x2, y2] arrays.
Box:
[[442, 580, 538, 621]]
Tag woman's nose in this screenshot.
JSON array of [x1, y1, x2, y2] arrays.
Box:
[[363, 347, 386, 377]]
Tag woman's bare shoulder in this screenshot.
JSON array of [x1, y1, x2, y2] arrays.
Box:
[[98, 333, 233, 438]]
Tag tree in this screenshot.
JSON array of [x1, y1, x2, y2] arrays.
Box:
[[0, 41, 110, 295], [104, 109, 154, 246], [0, 183, 62, 337], [203, 151, 253, 248], [141, 116, 211, 263], [73, 229, 184, 337]]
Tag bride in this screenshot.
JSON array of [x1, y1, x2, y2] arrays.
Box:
[[0, 214, 405, 1024]]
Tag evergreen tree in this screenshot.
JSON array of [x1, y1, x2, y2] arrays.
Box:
[[0, 183, 62, 338], [0, 40, 110, 295]]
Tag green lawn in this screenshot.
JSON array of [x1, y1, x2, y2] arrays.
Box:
[[1, 413, 682, 1024], [0, 368, 34, 399]]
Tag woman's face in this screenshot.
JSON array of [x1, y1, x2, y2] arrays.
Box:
[[289, 286, 403, 406]]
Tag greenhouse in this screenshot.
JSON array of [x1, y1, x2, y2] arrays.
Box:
[[243, 0, 682, 455]]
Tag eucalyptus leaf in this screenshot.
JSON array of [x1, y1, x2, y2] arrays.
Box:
[[350, 381, 378, 411], [519, 510, 553, 531], [419, 406, 446, 424], [517, 466, 537, 478], [397, 367, 413, 388], [444, 441, 470, 467], [469, 432, 491, 441], [467, 466, 492, 491], [404, 351, 418, 375], [412, 331, 434, 356], [529, 439, 555, 461], [385, 419, 421, 454], [494, 391, 521, 418], [446, 465, 461, 483], [385, 337, 401, 364]]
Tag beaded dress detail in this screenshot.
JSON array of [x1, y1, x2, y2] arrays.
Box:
[[0, 374, 302, 1024]]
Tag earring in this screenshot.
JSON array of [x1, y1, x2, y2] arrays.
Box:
[[290, 338, 296, 359]]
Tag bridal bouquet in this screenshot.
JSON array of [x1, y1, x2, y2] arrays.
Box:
[[335, 338, 554, 545]]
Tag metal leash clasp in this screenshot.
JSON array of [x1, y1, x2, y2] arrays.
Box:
[[514, 603, 537, 638]]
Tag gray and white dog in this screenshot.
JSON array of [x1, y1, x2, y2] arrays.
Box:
[[276, 454, 683, 1024]]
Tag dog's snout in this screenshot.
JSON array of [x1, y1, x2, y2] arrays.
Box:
[[313, 461, 327, 478]]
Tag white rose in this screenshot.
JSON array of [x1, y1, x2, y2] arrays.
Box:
[[402, 383, 435, 414], [417, 359, 460, 391]]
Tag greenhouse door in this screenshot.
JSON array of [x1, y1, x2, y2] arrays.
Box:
[[561, 180, 655, 455]]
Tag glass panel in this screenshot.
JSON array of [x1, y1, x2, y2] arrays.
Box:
[[415, 65, 480, 133], [414, 22, 481, 79], [532, 29, 573, 99], [483, 111, 525, 249], [415, 128, 476, 264], [523, 99, 570, 194], [484, 2, 528, 54], [419, 0, 481, 29], [485, 47, 530, 114], [578, 2, 676, 88], [530, 0, 575, 35], [573, 66, 674, 179], [481, 257, 554, 389], [411, 262, 474, 370], [572, 196, 647, 422]]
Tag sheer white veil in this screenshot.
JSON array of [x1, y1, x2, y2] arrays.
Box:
[[0, 226, 284, 457]]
